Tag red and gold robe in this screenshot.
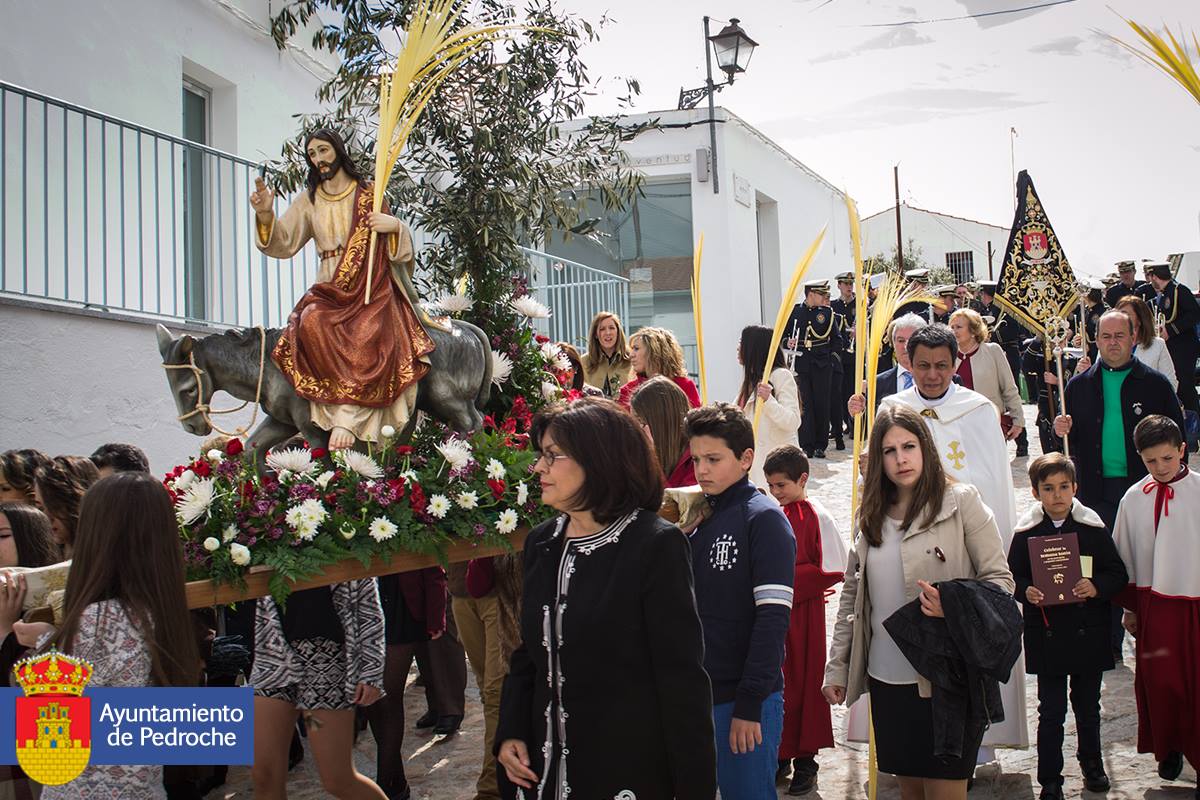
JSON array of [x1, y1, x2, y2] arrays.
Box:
[[779, 497, 847, 759], [1114, 465, 1200, 770]]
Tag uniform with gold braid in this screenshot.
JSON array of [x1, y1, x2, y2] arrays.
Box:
[[13, 649, 95, 785]]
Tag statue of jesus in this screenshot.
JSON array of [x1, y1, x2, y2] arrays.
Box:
[[250, 128, 434, 450]]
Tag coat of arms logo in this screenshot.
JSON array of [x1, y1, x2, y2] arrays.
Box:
[[13, 649, 94, 785]]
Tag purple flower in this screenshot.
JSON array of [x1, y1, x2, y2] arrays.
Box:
[[290, 482, 319, 502], [269, 527, 284, 540], [253, 498, 274, 516], [473, 523, 486, 538], [216, 460, 240, 480]]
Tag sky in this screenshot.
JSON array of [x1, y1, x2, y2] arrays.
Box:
[[552, 0, 1200, 274]]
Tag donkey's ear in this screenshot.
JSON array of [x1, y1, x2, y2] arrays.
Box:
[[156, 324, 175, 357], [179, 335, 195, 356]]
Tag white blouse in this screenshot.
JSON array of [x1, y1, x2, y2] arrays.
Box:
[[1133, 337, 1178, 390], [866, 517, 919, 685]]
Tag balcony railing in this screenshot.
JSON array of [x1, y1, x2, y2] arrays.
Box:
[[0, 79, 628, 341]]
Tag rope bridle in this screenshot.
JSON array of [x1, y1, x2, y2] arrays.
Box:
[[162, 326, 268, 438]]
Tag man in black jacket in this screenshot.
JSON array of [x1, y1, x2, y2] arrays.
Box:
[[1147, 262, 1200, 418], [1104, 261, 1146, 308]]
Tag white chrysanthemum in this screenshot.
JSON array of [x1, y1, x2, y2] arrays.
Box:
[[207, 449, 223, 463], [516, 481, 529, 506], [174, 469, 196, 491], [266, 448, 314, 476], [340, 522, 356, 540], [491, 350, 514, 387], [381, 424, 397, 439], [294, 520, 318, 541], [495, 509, 519, 535], [541, 381, 561, 402], [368, 517, 398, 543], [539, 340, 561, 362], [222, 523, 238, 543], [428, 494, 452, 519], [486, 458, 506, 481], [553, 353, 572, 371], [436, 292, 473, 313], [341, 450, 384, 480], [230, 542, 251, 566], [203, 537, 220, 552], [315, 470, 336, 489], [176, 478, 216, 525], [298, 498, 328, 524], [511, 296, 551, 319], [436, 439, 473, 472], [456, 491, 479, 510], [400, 469, 418, 482]]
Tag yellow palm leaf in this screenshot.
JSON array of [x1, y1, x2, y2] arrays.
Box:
[[753, 227, 827, 438], [692, 233, 707, 404], [846, 194, 868, 521], [863, 278, 935, 432], [1112, 17, 1200, 106]]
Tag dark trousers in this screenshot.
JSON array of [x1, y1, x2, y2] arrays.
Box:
[[796, 367, 832, 453], [829, 366, 847, 440], [1094, 475, 1138, 653], [415, 604, 467, 717], [1036, 672, 1103, 788], [1167, 335, 1200, 416]]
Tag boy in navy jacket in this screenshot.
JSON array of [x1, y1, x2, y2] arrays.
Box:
[[685, 403, 797, 800]]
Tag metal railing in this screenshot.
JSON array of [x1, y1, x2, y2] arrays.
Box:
[[0, 79, 628, 337], [521, 249, 630, 350]]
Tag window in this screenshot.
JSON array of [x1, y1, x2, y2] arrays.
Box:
[[182, 81, 210, 320], [945, 251, 974, 284]]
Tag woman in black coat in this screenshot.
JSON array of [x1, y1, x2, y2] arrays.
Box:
[[495, 398, 716, 800]]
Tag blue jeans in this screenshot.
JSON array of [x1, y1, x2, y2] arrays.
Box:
[[713, 691, 784, 800]]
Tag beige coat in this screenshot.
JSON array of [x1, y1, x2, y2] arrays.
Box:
[[959, 341, 1025, 427], [582, 350, 634, 399], [824, 482, 1014, 706], [740, 367, 802, 490]]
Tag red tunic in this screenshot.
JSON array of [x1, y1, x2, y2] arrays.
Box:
[[666, 447, 696, 488], [617, 375, 701, 409], [779, 500, 843, 759]]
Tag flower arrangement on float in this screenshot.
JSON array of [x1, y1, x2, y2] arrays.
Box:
[[168, 282, 577, 602]]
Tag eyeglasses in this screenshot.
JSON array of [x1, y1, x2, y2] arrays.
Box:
[[533, 451, 571, 469]]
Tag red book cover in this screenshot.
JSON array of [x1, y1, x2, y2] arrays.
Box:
[[1028, 532, 1083, 606]]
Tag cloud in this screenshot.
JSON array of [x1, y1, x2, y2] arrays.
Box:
[[810, 26, 934, 64], [1029, 36, 1083, 56], [763, 87, 1043, 136]]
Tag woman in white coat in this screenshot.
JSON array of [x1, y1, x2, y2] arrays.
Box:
[[948, 309, 1026, 442], [1115, 295, 1178, 390], [736, 325, 802, 490]]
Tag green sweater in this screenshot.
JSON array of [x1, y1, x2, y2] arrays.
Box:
[[1100, 364, 1131, 478]]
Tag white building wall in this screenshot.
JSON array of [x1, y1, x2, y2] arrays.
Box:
[[862, 204, 1009, 282]]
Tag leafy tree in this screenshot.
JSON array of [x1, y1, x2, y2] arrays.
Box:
[[866, 238, 954, 285]]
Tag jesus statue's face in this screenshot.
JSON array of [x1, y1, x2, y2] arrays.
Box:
[[306, 138, 342, 183], [910, 344, 955, 399]]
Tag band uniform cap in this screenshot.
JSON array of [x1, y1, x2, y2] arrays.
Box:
[[1103, 273, 1119, 286], [978, 280, 998, 293], [869, 273, 886, 290], [1084, 277, 1105, 290], [904, 268, 930, 281], [935, 285, 957, 297], [1148, 262, 1173, 280], [1116, 261, 1136, 272], [835, 272, 854, 282], [805, 280, 831, 294]]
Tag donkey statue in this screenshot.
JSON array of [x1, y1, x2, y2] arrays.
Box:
[[157, 321, 492, 472]]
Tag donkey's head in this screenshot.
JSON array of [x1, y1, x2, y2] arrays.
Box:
[[156, 324, 215, 437]]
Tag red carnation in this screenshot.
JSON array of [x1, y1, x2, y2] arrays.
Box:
[[409, 482, 428, 515], [387, 478, 406, 499], [191, 459, 212, 478], [535, 334, 550, 343], [311, 447, 329, 459], [225, 438, 244, 457], [487, 478, 507, 500], [395, 445, 414, 456]]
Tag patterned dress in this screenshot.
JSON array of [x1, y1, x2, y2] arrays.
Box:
[[42, 601, 164, 800]]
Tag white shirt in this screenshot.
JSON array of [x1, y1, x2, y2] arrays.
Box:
[[866, 517, 919, 685]]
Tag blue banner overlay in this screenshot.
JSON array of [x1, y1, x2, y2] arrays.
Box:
[[0, 687, 253, 765]]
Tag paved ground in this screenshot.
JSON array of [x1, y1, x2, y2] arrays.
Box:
[[219, 405, 1199, 799]]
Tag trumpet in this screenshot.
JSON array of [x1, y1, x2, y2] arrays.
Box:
[[782, 320, 802, 371]]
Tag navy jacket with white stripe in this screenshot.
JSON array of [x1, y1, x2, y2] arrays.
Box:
[[691, 476, 797, 722]]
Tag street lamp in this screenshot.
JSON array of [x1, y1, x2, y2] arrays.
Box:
[[677, 17, 759, 194]]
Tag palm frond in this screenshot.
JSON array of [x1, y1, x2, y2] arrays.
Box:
[[691, 233, 707, 404], [1112, 17, 1200, 106]]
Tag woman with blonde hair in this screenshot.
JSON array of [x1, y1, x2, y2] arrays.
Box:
[[735, 325, 801, 489], [948, 310, 1025, 441], [631, 376, 696, 488], [617, 326, 701, 408], [581, 312, 633, 398], [823, 405, 1015, 799], [1114, 295, 1178, 390]]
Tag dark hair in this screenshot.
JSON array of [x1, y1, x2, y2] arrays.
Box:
[[0, 503, 59, 568], [1028, 452, 1076, 487], [34, 456, 101, 549], [52, 473, 199, 687], [858, 405, 947, 545], [906, 323, 959, 362], [0, 449, 52, 503], [1087, 288, 1103, 306], [763, 445, 809, 482], [530, 398, 663, 524], [304, 128, 368, 201], [737, 325, 785, 408], [684, 403, 754, 459], [90, 442, 150, 473], [1114, 296, 1156, 348], [557, 342, 586, 391], [1133, 414, 1184, 452], [631, 376, 690, 478]]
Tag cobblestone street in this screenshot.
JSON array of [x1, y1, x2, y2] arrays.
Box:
[[221, 406, 1199, 799]]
